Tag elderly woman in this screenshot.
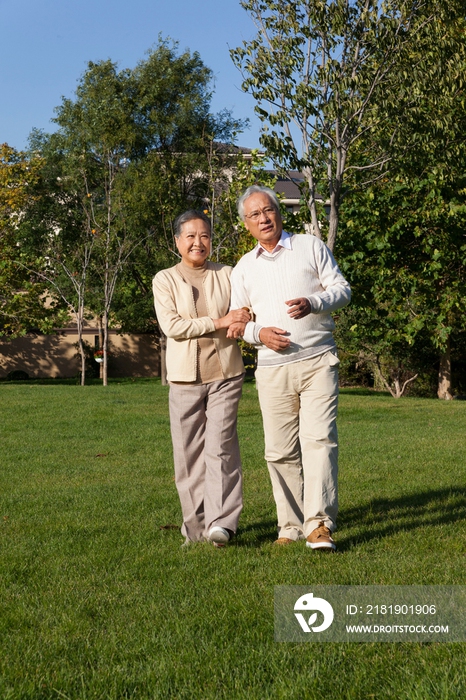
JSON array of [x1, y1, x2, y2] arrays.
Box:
[[152, 210, 250, 547]]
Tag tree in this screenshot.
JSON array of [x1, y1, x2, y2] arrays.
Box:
[[0, 144, 67, 337], [334, 8, 466, 399], [231, 0, 465, 251], [206, 147, 276, 265], [336, 170, 466, 398], [25, 38, 241, 385]]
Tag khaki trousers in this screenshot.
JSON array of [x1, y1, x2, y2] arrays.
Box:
[[255, 351, 339, 540], [169, 374, 244, 542]]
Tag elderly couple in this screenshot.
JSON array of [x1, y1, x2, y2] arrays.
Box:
[[152, 185, 351, 550]]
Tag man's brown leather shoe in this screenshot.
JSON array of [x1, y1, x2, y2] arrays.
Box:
[[306, 522, 336, 551]]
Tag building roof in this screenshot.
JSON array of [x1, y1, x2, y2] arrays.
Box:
[[212, 142, 265, 157], [269, 170, 327, 205], [270, 171, 304, 200]]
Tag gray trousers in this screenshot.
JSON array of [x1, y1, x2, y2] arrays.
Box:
[[169, 374, 244, 542]]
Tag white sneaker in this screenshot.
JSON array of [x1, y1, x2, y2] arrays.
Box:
[[208, 526, 230, 546]]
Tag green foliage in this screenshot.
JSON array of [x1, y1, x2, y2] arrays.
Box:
[[209, 149, 276, 266], [232, 0, 466, 250], [231, 1, 466, 393], [14, 39, 256, 382], [19, 39, 259, 346], [0, 144, 68, 337], [336, 169, 466, 396]]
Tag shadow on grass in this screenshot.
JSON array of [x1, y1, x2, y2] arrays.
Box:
[[339, 387, 391, 397], [160, 489, 466, 550], [236, 520, 278, 546], [233, 486, 466, 549], [157, 521, 279, 547], [337, 486, 466, 550]]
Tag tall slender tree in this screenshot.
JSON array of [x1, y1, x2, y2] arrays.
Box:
[[232, 0, 465, 251]]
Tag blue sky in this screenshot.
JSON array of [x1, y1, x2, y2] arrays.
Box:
[[0, 0, 262, 151]]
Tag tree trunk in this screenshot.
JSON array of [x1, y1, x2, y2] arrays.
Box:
[[437, 337, 453, 400], [327, 207, 338, 253], [160, 331, 168, 386], [373, 356, 418, 398], [98, 315, 104, 381], [302, 167, 322, 239], [102, 310, 109, 387], [77, 306, 86, 386]]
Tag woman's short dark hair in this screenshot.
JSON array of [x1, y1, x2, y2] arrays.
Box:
[[174, 210, 212, 238]]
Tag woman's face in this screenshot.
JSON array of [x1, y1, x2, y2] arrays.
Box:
[[175, 219, 211, 268]]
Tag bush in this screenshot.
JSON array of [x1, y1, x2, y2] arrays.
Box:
[[6, 370, 30, 381]]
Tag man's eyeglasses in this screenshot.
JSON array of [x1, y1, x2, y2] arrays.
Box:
[[244, 206, 277, 221]]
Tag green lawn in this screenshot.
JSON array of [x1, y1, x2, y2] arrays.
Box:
[[1, 380, 465, 699]]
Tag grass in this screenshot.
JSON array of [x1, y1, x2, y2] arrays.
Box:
[[1, 379, 465, 699]]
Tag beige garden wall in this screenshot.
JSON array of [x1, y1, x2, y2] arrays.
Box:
[[0, 328, 160, 379]]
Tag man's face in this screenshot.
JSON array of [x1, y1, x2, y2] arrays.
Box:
[[175, 219, 211, 268], [242, 192, 282, 251]]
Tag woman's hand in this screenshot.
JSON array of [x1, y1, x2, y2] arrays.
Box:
[[226, 321, 247, 339], [214, 307, 251, 331]]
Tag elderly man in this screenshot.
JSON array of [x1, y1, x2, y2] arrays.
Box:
[[229, 185, 351, 550]]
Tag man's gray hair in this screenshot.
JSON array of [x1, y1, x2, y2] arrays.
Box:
[[237, 185, 280, 222], [173, 209, 211, 238]]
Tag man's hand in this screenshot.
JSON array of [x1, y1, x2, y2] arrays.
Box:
[[285, 297, 312, 319], [259, 327, 290, 351]]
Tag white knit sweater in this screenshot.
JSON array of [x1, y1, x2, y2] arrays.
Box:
[[230, 232, 351, 367]]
